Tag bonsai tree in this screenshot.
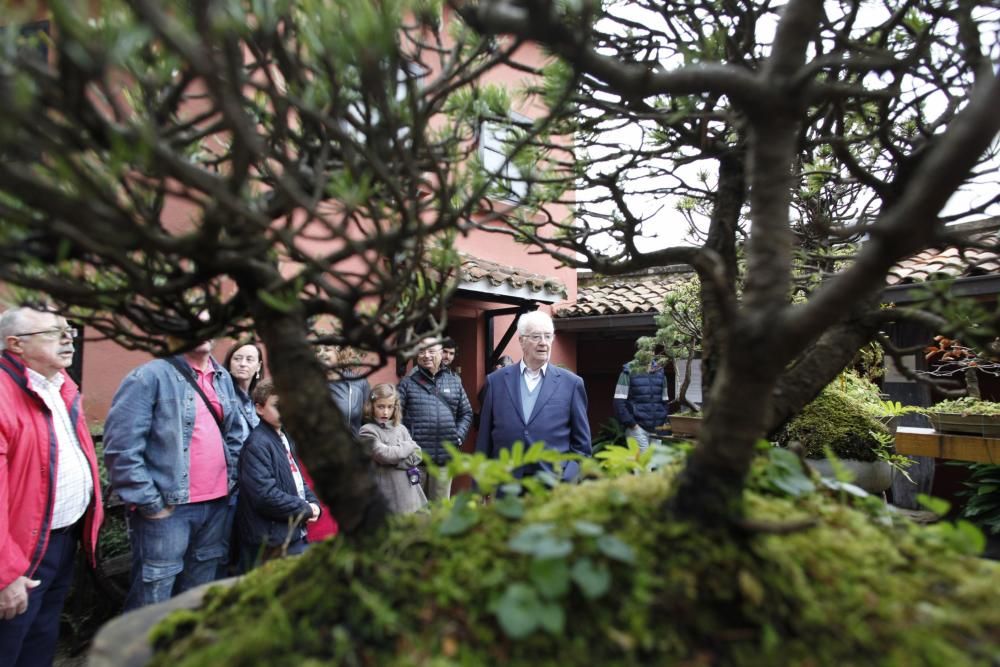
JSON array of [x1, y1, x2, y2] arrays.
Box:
[[459, 0, 1000, 523], [779, 371, 894, 463], [0, 0, 570, 534], [0, 0, 996, 537], [0, 3, 991, 664], [923, 335, 1000, 401]]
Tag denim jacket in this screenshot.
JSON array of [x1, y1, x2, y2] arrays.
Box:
[[233, 385, 261, 433], [103, 356, 247, 517]]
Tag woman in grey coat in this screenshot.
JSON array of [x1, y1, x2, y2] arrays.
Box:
[[359, 384, 428, 514]]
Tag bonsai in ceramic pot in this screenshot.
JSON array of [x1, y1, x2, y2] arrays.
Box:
[[778, 372, 911, 495], [921, 337, 1000, 435], [925, 396, 1000, 437]]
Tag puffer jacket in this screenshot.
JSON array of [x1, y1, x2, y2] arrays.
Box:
[[613, 364, 670, 432], [328, 374, 370, 437], [398, 367, 473, 465]]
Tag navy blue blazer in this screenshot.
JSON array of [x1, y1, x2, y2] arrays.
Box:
[[475, 363, 592, 481]]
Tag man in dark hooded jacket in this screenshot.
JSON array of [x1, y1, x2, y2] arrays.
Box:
[[398, 338, 472, 501]]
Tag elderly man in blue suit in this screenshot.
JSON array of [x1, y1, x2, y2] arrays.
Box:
[[476, 311, 592, 481]]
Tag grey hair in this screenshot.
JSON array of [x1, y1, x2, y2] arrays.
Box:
[[0, 307, 35, 353], [517, 310, 554, 335]]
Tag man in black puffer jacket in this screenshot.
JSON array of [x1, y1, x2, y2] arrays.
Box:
[[398, 337, 473, 501], [613, 359, 671, 452]]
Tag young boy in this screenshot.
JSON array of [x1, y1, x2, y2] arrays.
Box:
[[237, 380, 320, 571]]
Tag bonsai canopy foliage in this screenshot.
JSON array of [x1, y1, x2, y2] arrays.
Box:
[[778, 373, 890, 461], [147, 462, 999, 666]]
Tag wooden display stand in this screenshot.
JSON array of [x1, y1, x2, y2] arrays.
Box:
[[894, 426, 1000, 464]]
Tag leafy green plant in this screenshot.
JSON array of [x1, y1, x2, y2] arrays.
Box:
[[925, 397, 1000, 416], [590, 417, 628, 454], [754, 445, 816, 498], [876, 400, 922, 419], [868, 429, 914, 481], [916, 494, 987, 556], [429, 445, 648, 640], [590, 439, 690, 477], [779, 377, 891, 462], [955, 463, 1000, 536], [493, 518, 636, 638], [430, 441, 577, 500]]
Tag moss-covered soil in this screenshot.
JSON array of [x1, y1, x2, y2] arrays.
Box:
[[148, 466, 1000, 666], [780, 384, 889, 461]]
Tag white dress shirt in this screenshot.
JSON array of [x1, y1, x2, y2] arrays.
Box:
[[519, 361, 549, 393], [27, 368, 94, 530]]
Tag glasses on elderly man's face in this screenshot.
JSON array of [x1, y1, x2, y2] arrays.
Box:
[[14, 327, 78, 341], [522, 332, 555, 343]]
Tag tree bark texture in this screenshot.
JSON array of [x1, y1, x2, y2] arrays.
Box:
[[249, 303, 388, 536]]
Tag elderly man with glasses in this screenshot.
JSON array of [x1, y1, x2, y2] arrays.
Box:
[[0, 307, 103, 667], [476, 310, 592, 482]]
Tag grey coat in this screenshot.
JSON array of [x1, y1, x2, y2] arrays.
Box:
[[359, 422, 428, 514]]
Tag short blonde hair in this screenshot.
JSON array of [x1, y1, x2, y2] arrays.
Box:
[[365, 383, 402, 425]]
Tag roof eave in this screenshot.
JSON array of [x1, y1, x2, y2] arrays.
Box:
[[882, 273, 1000, 304]]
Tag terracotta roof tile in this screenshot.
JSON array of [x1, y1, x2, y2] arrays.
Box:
[[458, 252, 567, 298], [887, 225, 1000, 286], [554, 222, 1000, 314], [556, 269, 693, 318]]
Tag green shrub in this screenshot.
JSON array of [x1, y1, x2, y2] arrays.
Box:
[[956, 463, 1000, 536], [779, 383, 890, 461]]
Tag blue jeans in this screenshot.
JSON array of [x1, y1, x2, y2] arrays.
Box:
[[216, 492, 240, 578], [0, 526, 78, 667], [124, 497, 229, 611]]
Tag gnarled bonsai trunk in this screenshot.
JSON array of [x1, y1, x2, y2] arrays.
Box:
[[249, 302, 388, 536], [671, 342, 780, 524]]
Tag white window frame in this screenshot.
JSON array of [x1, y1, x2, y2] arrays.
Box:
[[479, 112, 531, 203]]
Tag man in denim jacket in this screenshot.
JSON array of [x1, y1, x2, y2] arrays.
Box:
[[103, 339, 246, 610]]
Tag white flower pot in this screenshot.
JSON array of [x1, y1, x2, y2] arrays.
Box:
[[807, 458, 894, 495]]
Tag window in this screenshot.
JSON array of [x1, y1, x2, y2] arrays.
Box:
[[479, 112, 530, 202], [342, 60, 428, 148]]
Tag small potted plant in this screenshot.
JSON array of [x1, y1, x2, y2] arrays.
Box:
[[921, 336, 1000, 436], [924, 396, 1000, 437], [670, 410, 702, 438], [778, 371, 912, 494]]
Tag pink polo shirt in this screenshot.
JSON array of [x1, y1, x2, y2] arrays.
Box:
[[187, 363, 228, 502]]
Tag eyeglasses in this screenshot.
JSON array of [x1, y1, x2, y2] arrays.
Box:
[[522, 332, 555, 343], [14, 327, 78, 341]]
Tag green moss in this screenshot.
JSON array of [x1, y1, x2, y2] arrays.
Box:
[[146, 460, 1000, 667], [928, 397, 1000, 416], [780, 385, 889, 461]]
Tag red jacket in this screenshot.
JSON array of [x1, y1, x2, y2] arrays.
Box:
[[0, 352, 103, 589]]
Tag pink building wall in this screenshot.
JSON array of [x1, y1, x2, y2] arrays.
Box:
[[6, 11, 582, 435]]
